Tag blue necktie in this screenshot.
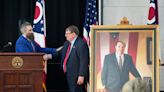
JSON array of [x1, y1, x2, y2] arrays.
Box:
[[30, 41, 35, 52]]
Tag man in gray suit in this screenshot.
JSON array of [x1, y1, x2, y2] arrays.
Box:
[[101, 41, 141, 92]]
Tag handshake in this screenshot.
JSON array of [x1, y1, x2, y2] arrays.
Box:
[[56, 46, 63, 52], [43, 46, 63, 61]]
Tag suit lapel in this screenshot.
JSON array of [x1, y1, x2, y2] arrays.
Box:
[[67, 37, 79, 60], [63, 42, 69, 59]]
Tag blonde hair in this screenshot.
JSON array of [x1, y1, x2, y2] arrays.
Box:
[[122, 78, 146, 92]]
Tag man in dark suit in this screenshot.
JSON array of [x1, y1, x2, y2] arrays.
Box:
[[61, 25, 89, 92], [101, 41, 141, 92], [15, 21, 62, 60]]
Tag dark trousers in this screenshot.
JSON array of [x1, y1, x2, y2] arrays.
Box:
[[66, 76, 87, 92], [68, 84, 87, 92]]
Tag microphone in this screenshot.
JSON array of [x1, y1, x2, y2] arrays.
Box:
[[3, 42, 12, 48], [0, 42, 12, 52]]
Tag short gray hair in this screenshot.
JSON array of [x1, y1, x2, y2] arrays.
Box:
[[19, 21, 32, 33], [65, 25, 79, 35]]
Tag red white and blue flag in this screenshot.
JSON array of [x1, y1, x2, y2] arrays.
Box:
[[83, 0, 98, 45], [33, 0, 47, 92], [33, 0, 46, 47], [147, 0, 158, 24]]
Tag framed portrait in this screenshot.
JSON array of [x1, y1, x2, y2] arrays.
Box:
[[90, 25, 159, 92]]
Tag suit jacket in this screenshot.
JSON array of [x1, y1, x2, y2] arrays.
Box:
[[15, 35, 55, 55], [101, 53, 141, 91], [61, 37, 89, 85]]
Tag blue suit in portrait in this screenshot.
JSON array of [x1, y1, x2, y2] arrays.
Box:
[[15, 35, 56, 54], [101, 53, 141, 92]]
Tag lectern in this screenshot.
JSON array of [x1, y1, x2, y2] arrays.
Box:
[[0, 53, 44, 92]]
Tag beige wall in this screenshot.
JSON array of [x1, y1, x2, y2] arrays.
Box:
[[136, 32, 152, 78]]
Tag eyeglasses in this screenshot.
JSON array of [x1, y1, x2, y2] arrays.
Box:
[[65, 32, 73, 35]]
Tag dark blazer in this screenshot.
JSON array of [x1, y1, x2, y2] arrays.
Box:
[[61, 37, 89, 85], [15, 35, 55, 54], [101, 53, 141, 92]]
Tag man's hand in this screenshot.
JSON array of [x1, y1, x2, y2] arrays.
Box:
[[56, 46, 63, 52], [43, 54, 52, 61], [77, 76, 84, 85]]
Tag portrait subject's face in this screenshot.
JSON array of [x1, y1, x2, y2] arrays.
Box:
[[115, 42, 125, 55]]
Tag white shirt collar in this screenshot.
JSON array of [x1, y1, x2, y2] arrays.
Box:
[[115, 52, 124, 65], [22, 34, 27, 38], [116, 52, 123, 57], [70, 36, 77, 47]]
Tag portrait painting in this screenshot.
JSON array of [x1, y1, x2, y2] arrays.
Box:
[[90, 25, 159, 92]]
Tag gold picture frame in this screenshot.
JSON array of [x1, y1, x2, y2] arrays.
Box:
[[90, 25, 160, 92]]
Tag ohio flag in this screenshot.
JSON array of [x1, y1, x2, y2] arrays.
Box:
[[33, 0, 46, 47], [33, 0, 47, 92], [147, 0, 158, 24]]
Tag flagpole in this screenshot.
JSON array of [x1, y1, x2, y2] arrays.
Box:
[[33, 0, 47, 91], [43, 0, 46, 37], [98, 0, 102, 25], [155, 0, 159, 24]]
